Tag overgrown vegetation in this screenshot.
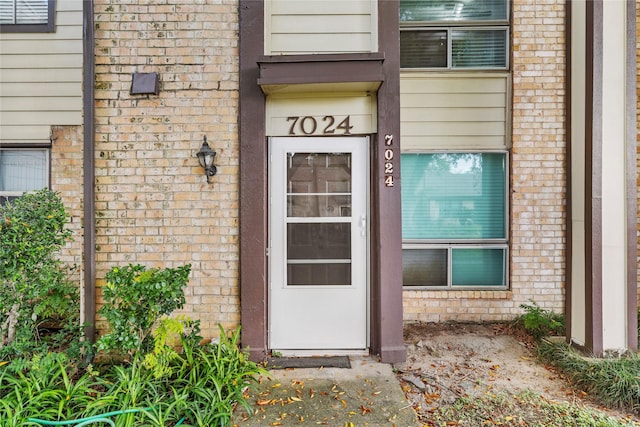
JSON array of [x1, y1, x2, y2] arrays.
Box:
[[0, 189, 85, 360], [513, 303, 640, 415], [421, 303, 640, 426], [0, 193, 267, 426], [425, 390, 639, 427], [538, 340, 640, 416], [0, 327, 266, 426]]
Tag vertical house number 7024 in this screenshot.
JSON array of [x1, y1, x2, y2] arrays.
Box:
[[384, 134, 394, 187]]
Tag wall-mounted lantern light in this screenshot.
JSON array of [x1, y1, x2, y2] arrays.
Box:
[[196, 136, 217, 183]]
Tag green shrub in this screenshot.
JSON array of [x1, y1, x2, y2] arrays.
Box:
[[0, 189, 83, 360], [514, 301, 565, 340], [96, 263, 192, 357]]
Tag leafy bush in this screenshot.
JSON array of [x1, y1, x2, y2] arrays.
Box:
[[0, 189, 83, 360], [96, 263, 192, 357], [513, 301, 565, 340]]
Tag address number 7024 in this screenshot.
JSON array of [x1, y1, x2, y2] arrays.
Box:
[[286, 115, 354, 136]]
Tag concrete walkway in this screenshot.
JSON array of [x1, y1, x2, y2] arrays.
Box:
[[232, 356, 420, 426]]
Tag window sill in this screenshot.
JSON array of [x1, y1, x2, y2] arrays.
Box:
[[403, 289, 512, 300]]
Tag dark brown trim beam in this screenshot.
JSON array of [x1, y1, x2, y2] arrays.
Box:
[[372, 0, 406, 364], [258, 54, 385, 86], [585, 0, 603, 356], [0, 142, 52, 148], [82, 0, 96, 345], [564, 0, 573, 345], [239, 0, 269, 361]]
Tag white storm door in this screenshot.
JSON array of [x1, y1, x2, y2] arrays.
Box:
[[269, 137, 368, 352]]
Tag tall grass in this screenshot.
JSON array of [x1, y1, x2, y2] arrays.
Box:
[[431, 390, 639, 427], [538, 340, 640, 415]]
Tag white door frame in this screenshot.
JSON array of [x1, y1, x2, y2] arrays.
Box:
[[268, 136, 369, 354]]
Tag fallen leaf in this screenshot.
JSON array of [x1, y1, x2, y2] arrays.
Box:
[[360, 405, 372, 415]]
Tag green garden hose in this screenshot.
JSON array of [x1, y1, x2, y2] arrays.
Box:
[[27, 408, 185, 426]]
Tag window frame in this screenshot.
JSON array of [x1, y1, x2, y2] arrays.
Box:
[[400, 0, 510, 71], [401, 150, 509, 290], [0, 0, 55, 33], [0, 147, 51, 204]]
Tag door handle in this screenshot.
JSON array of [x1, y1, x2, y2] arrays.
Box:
[[359, 214, 366, 237]]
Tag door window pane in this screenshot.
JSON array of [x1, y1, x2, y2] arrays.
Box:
[[287, 263, 351, 286], [288, 223, 350, 260], [285, 151, 354, 287], [287, 152, 352, 218], [452, 247, 505, 286]]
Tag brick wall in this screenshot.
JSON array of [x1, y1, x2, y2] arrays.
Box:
[[51, 125, 85, 286], [93, 0, 240, 339], [509, 0, 566, 314], [403, 0, 567, 323]]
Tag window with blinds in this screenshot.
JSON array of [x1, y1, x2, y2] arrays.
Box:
[[400, 0, 509, 70], [0, 149, 49, 205], [401, 152, 508, 288], [0, 0, 54, 32]]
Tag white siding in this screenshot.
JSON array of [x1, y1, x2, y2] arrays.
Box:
[[265, 0, 377, 55], [266, 92, 377, 136], [400, 73, 510, 151], [0, 0, 83, 143]]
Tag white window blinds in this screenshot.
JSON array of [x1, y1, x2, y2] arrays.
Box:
[[0, 0, 49, 25]]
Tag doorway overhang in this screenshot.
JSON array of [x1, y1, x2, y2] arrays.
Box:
[[258, 53, 385, 95]]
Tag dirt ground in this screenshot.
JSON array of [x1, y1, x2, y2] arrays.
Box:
[[394, 322, 639, 424]]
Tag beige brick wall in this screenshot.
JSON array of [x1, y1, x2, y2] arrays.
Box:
[[51, 125, 85, 284], [93, 0, 240, 339], [403, 0, 567, 323]]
